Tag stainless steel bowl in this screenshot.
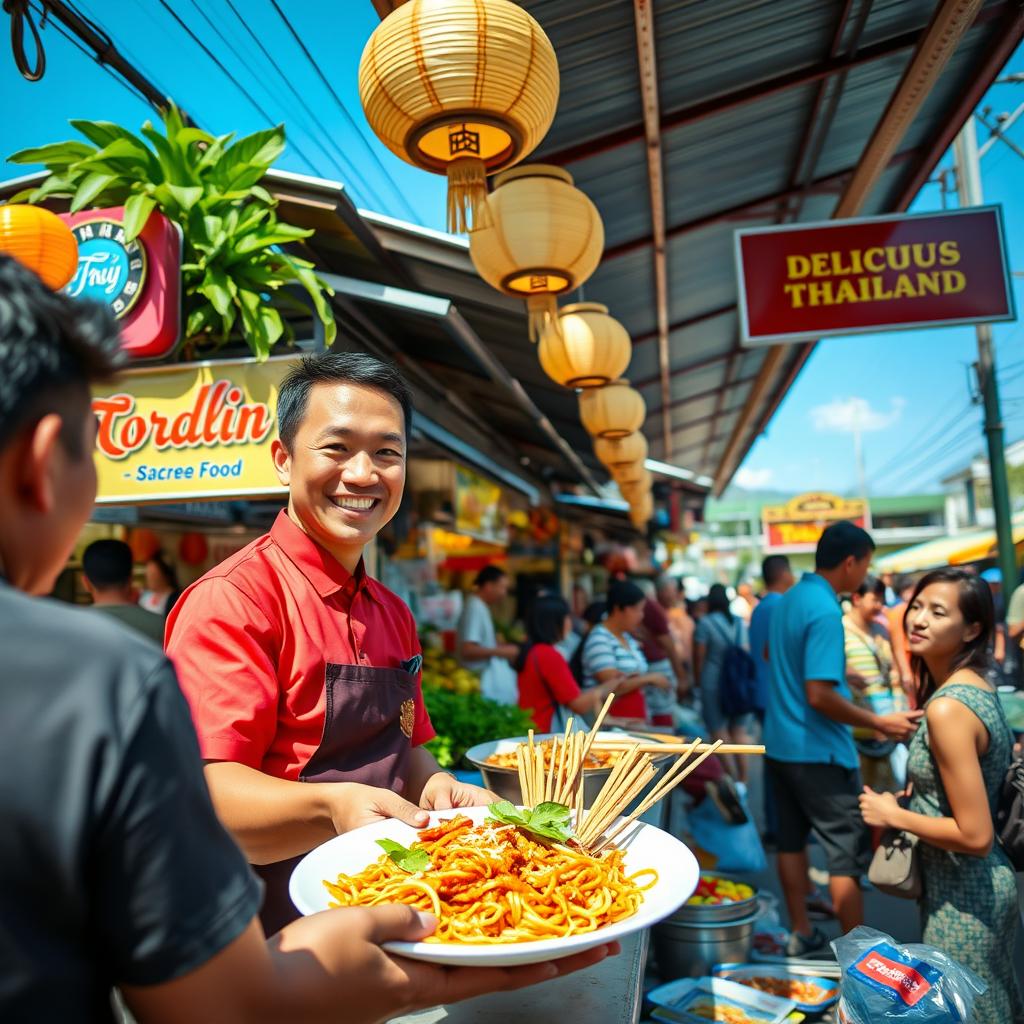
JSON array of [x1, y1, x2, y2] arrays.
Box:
[[464, 731, 672, 811]]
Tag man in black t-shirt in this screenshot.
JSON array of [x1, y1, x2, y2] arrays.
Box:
[[0, 257, 613, 1022]]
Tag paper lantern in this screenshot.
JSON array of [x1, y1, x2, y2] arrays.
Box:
[[359, 0, 559, 233], [538, 302, 630, 389], [618, 470, 652, 503], [469, 165, 604, 340], [0, 204, 78, 290], [128, 528, 161, 564], [579, 379, 645, 439], [178, 532, 209, 567], [594, 431, 648, 468], [610, 460, 646, 486]]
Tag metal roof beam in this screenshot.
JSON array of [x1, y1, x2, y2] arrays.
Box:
[[604, 146, 919, 261], [541, 24, 933, 167], [634, 344, 741, 390], [633, 303, 735, 345]]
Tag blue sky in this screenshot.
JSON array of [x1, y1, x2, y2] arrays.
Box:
[[1, 3, 1021, 499]]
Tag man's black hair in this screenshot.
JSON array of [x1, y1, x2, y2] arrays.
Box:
[[82, 539, 134, 589], [815, 520, 875, 570], [607, 579, 645, 612], [474, 564, 507, 588], [0, 255, 122, 457], [855, 574, 886, 600], [277, 351, 413, 450], [761, 554, 791, 587]]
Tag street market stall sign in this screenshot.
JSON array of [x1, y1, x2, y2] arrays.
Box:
[[735, 207, 1015, 346], [762, 492, 869, 553], [60, 207, 183, 360], [92, 355, 298, 504]]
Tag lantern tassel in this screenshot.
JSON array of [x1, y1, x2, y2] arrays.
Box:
[[527, 294, 559, 343], [447, 157, 491, 234]]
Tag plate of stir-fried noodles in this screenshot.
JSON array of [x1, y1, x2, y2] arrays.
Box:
[[290, 804, 698, 966]]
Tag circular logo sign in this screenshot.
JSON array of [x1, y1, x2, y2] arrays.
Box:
[[65, 218, 147, 318]]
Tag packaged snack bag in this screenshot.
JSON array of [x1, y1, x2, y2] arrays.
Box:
[[831, 927, 986, 1022]]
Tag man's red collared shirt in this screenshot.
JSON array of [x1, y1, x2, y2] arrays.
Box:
[[166, 510, 434, 781]]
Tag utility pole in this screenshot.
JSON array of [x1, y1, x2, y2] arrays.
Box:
[[953, 116, 1018, 601]]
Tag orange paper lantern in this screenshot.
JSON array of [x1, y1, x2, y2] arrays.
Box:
[[128, 528, 161, 564], [579, 379, 645, 439], [179, 532, 209, 566], [594, 431, 648, 468], [538, 302, 631, 389], [0, 204, 78, 290]]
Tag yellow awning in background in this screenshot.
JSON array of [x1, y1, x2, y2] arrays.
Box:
[[875, 518, 1024, 574]]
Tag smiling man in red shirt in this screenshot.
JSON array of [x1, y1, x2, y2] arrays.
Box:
[[167, 352, 492, 932]]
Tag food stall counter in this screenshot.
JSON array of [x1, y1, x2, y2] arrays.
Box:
[[386, 929, 648, 1024]]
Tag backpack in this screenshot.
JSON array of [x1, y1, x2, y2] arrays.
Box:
[[996, 748, 1024, 870], [711, 616, 760, 718]]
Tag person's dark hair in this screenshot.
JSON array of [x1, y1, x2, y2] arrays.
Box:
[[276, 351, 413, 451], [0, 255, 122, 457], [904, 568, 995, 703], [606, 579, 645, 613], [474, 564, 506, 588], [147, 552, 180, 592], [706, 582, 733, 620], [82, 539, 133, 589], [815, 520, 875, 570], [761, 554, 791, 588], [854, 575, 886, 600], [582, 599, 607, 626], [516, 593, 570, 672], [895, 574, 915, 597]]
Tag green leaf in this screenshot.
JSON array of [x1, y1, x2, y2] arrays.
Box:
[[122, 192, 157, 241], [283, 256, 337, 345], [486, 801, 575, 844], [376, 839, 431, 873], [69, 119, 148, 152], [140, 123, 181, 181], [167, 184, 203, 211], [70, 171, 117, 212], [186, 302, 222, 338], [486, 801, 529, 827], [75, 137, 152, 170], [218, 126, 285, 190], [234, 224, 313, 255], [532, 802, 572, 829], [248, 184, 275, 205], [7, 140, 96, 167]]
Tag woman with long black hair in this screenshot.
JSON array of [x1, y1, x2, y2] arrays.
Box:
[[516, 593, 645, 732], [859, 568, 1022, 1024]]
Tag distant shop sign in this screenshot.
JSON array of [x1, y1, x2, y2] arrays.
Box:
[[762, 492, 869, 553], [736, 207, 1015, 346], [92, 355, 297, 504]]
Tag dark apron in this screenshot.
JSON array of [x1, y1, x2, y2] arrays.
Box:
[[256, 662, 418, 934]]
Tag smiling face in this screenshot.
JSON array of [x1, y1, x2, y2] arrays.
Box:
[[905, 581, 981, 660], [272, 382, 406, 572]]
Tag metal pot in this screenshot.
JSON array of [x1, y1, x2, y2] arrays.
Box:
[[652, 877, 762, 979], [464, 732, 671, 811]]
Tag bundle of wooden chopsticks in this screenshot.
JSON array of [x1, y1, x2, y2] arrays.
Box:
[[515, 692, 764, 854]]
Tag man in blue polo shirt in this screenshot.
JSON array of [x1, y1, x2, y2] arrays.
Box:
[[765, 522, 922, 954]]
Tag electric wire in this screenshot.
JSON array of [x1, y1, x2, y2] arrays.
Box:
[[219, 0, 393, 213], [265, 0, 420, 223], [869, 399, 974, 483], [152, 0, 331, 179]]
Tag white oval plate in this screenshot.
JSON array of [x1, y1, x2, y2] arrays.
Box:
[[289, 805, 699, 967]]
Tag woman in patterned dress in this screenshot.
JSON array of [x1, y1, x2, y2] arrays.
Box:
[[859, 568, 1023, 1024]]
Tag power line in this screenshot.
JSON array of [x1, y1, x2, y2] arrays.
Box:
[[219, 0, 393, 213], [265, 0, 420, 223], [869, 398, 973, 483], [152, 0, 331, 178]]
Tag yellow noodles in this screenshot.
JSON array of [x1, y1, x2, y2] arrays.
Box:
[[323, 814, 657, 944]]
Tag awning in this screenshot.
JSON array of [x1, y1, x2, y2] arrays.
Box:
[[875, 517, 1024, 573]]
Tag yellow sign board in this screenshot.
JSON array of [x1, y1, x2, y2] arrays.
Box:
[[92, 355, 298, 504], [761, 491, 870, 553]]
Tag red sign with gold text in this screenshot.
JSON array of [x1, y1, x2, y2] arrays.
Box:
[[736, 207, 1015, 346]]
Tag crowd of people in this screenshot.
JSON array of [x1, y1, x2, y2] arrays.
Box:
[[455, 524, 1024, 1023]]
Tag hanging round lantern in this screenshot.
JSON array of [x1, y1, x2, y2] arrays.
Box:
[[538, 302, 630, 389], [579, 378, 645, 439], [610, 460, 646, 486], [594, 431, 648, 468], [0, 205, 78, 290], [469, 165, 604, 340], [618, 470, 652, 503], [178, 532, 209, 567], [128, 528, 161, 564], [358, 0, 559, 234]]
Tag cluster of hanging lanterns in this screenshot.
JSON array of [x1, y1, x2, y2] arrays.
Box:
[[359, 0, 653, 526]]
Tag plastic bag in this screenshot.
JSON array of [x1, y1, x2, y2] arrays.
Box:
[[686, 784, 767, 874], [831, 926, 986, 1023]]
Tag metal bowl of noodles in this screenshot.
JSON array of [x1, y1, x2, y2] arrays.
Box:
[[464, 731, 673, 811]]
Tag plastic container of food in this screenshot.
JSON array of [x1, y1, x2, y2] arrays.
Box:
[[713, 964, 840, 1014]]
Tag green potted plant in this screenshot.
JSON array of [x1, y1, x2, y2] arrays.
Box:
[[9, 104, 335, 359]]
